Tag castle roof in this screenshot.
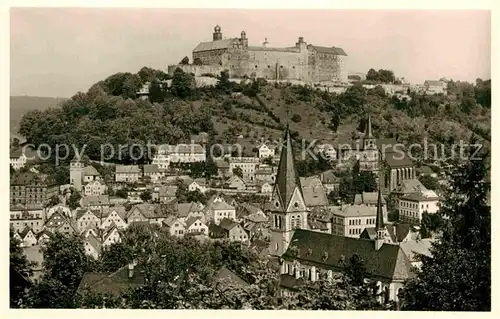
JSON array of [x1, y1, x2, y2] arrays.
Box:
[[193, 38, 237, 53], [308, 45, 347, 56]]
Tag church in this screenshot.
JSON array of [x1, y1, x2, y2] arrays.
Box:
[[168, 25, 348, 84], [266, 125, 414, 303]]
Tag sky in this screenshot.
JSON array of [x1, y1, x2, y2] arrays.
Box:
[[10, 8, 491, 98]]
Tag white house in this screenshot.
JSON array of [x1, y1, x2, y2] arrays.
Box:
[[188, 178, 208, 193], [84, 180, 107, 197], [258, 143, 276, 159], [115, 165, 141, 183], [19, 227, 38, 247], [258, 181, 273, 194], [211, 201, 237, 225], [83, 166, 101, 183], [10, 148, 27, 170], [100, 207, 128, 230], [163, 215, 186, 237], [398, 190, 441, 224], [102, 226, 121, 247], [76, 209, 101, 231], [84, 233, 102, 260], [229, 157, 260, 181], [185, 217, 209, 235]]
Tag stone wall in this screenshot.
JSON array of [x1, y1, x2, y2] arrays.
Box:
[[193, 49, 227, 65], [167, 64, 224, 77]]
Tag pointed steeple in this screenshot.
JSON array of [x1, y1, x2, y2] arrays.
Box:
[[366, 114, 373, 139], [274, 124, 302, 210]]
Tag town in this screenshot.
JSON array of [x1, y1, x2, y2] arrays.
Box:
[[9, 19, 491, 311]]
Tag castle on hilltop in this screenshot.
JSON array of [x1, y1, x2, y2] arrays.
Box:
[[168, 25, 348, 84]]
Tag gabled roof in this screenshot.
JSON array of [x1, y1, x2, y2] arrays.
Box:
[[10, 148, 25, 158], [212, 201, 235, 211], [354, 192, 387, 206], [300, 176, 328, 207], [81, 195, 110, 207], [193, 38, 238, 53], [163, 215, 185, 228], [384, 152, 414, 169], [19, 226, 33, 239], [11, 172, 57, 186], [185, 216, 204, 229], [320, 170, 339, 184], [159, 185, 178, 198], [219, 218, 240, 231], [76, 208, 101, 220], [402, 191, 440, 202], [83, 166, 100, 177], [393, 179, 428, 195], [329, 204, 376, 218], [283, 229, 414, 281], [273, 125, 302, 210], [143, 164, 159, 174], [177, 201, 204, 218], [77, 264, 145, 296], [308, 45, 347, 56], [115, 165, 141, 174], [215, 266, 249, 287], [86, 233, 102, 254]]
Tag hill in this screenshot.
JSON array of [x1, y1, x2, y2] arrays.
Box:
[[10, 96, 68, 138], [15, 67, 490, 166]]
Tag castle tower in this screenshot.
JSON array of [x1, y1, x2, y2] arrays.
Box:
[[213, 24, 222, 41], [268, 124, 308, 256], [240, 31, 248, 49], [70, 158, 84, 192]]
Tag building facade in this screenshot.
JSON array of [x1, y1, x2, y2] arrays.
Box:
[[168, 25, 348, 84]]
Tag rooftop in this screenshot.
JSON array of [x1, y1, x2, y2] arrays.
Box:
[[329, 204, 377, 218], [115, 165, 141, 174]]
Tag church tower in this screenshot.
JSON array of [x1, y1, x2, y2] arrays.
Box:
[[70, 157, 84, 192], [213, 25, 222, 41], [374, 187, 387, 250], [361, 114, 379, 173], [268, 125, 308, 256]]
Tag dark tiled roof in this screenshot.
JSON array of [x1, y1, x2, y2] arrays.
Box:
[[143, 164, 159, 174], [219, 218, 240, 231], [384, 152, 414, 169], [283, 229, 414, 281], [215, 266, 249, 287], [193, 38, 237, 52], [83, 166, 100, 176], [77, 264, 145, 296], [19, 226, 33, 238], [308, 45, 347, 56], [279, 274, 305, 291], [353, 192, 386, 205]]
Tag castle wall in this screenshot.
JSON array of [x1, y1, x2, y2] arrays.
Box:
[[193, 49, 227, 65], [308, 52, 347, 83], [167, 64, 225, 77], [246, 48, 308, 81]]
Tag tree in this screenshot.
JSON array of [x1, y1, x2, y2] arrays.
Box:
[[353, 171, 377, 194], [366, 68, 378, 82], [418, 174, 439, 190], [215, 70, 232, 93], [140, 190, 152, 202], [180, 56, 190, 65], [67, 190, 82, 209], [401, 147, 490, 311], [116, 189, 128, 199], [233, 166, 243, 179], [148, 79, 166, 103], [10, 164, 15, 177], [171, 68, 196, 99], [46, 195, 60, 208]]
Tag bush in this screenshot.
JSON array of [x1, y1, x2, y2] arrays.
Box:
[[291, 114, 302, 123]]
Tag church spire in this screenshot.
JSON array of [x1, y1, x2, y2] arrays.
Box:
[[375, 187, 384, 231], [274, 125, 302, 210], [366, 114, 373, 139]]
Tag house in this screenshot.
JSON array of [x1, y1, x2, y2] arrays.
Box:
[[258, 143, 276, 159], [236, 203, 268, 223], [143, 164, 165, 182], [225, 175, 246, 190], [185, 216, 209, 235], [36, 229, 53, 247], [300, 176, 329, 208], [188, 178, 207, 193], [83, 166, 101, 183], [115, 165, 141, 183], [209, 200, 237, 225], [329, 204, 378, 238], [77, 262, 145, 297], [10, 204, 44, 233], [100, 206, 128, 230], [314, 143, 337, 160], [255, 167, 276, 183], [84, 180, 107, 196], [279, 229, 414, 303], [46, 204, 72, 220], [229, 157, 260, 181], [126, 203, 168, 225], [44, 211, 67, 231], [10, 172, 59, 206], [360, 223, 417, 245], [163, 215, 186, 237], [209, 218, 249, 243], [81, 195, 111, 210], [399, 239, 434, 268], [167, 143, 207, 163], [127, 185, 147, 203], [19, 227, 38, 247], [55, 219, 79, 236], [84, 233, 102, 260], [102, 225, 122, 247], [424, 80, 447, 95], [258, 181, 273, 194], [307, 207, 333, 234], [392, 179, 428, 198], [81, 225, 100, 239], [319, 170, 340, 194], [156, 185, 178, 203], [353, 191, 388, 222], [177, 201, 205, 222], [76, 208, 102, 231], [10, 148, 27, 170], [398, 190, 441, 224], [214, 159, 231, 178]]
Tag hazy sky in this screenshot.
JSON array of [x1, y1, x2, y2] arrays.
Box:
[[10, 8, 490, 97]]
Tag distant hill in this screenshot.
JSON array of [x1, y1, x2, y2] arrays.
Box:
[[10, 96, 68, 137]]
